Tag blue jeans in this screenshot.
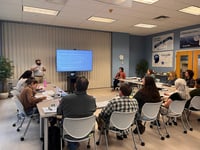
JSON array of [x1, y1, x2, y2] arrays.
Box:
[[67, 142, 79, 150]]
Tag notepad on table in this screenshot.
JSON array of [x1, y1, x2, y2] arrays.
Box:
[[42, 107, 57, 113]]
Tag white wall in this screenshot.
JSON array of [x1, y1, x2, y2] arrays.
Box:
[[2, 22, 111, 90]]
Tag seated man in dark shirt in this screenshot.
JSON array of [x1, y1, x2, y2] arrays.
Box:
[[185, 78, 200, 121], [57, 76, 96, 150]]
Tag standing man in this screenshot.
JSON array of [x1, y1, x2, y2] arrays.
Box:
[[31, 59, 46, 83], [57, 76, 96, 150]]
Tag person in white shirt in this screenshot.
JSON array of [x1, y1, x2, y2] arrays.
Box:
[[12, 70, 33, 96], [31, 59, 46, 83]]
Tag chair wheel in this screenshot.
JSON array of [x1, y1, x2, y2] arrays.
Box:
[[150, 125, 153, 128], [20, 137, 24, 141], [141, 142, 145, 146], [13, 123, 16, 127], [96, 141, 100, 145], [173, 122, 177, 126], [190, 128, 193, 131], [166, 134, 170, 138], [168, 122, 172, 126], [87, 145, 91, 148], [17, 128, 20, 132], [161, 137, 165, 140], [184, 131, 187, 134]]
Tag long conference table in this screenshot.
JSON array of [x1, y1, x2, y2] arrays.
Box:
[[36, 86, 109, 150], [119, 77, 176, 97], [37, 80, 193, 150]]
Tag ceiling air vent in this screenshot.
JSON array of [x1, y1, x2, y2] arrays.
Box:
[[153, 15, 170, 20]]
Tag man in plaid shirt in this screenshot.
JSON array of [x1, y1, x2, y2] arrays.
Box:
[[97, 83, 138, 140]]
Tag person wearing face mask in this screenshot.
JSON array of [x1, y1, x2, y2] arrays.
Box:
[[31, 59, 46, 83]]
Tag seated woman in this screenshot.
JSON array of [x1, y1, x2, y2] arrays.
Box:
[[167, 71, 177, 85], [163, 78, 190, 108], [133, 76, 161, 134], [16, 70, 33, 93], [97, 83, 138, 140], [18, 78, 46, 115], [113, 67, 126, 90], [184, 69, 195, 88], [145, 69, 155, 80]]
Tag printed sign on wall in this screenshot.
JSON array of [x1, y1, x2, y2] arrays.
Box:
[[180, 28, 200, 48], [152, 33, 174, 51], [152, 51, 173, 67]]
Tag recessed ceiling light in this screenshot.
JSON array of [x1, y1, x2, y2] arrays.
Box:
[[88, 16, 115, 23], [179, 6, 200, 15], [133, 0, 159, 4], [134, 23, 157, 28], [23, 6, 59, 16]]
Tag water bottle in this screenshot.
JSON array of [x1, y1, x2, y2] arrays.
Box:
[[43, 78, 47, 87]]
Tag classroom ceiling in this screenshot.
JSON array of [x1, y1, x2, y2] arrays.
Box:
[[0, 0, 200, 36]]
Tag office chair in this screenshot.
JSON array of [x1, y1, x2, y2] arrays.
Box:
[[12, 96, 38, 141], [61, 115, 96, 150], [96, 111, 138, 150], [161, 100, 189, 134], [184, 96, 200, 131], [138, 101, 166, 146]]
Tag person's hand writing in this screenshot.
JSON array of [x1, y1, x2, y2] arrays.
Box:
[[164, 92, 170, 96]]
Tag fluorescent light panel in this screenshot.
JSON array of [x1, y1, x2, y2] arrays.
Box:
[[179, 6, 200, 15], [134, 23, 157, 28], [23, 6, 59, 16], [133, 0, 159, 4], [88, 16, 115, 23]]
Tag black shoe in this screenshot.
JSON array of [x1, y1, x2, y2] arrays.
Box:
[[133, 123, 145, 134], [123, 134, 127, 138], [116, 135, 123, 140], [151, 120, 160, 127]]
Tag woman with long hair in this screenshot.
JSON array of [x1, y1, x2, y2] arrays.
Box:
[[133, 76, 161, 134], [163, 78, 190, 108]]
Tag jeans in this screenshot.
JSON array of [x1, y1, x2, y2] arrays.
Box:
[[67, 142, 79, 150]]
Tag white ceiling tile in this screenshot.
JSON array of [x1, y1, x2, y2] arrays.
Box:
[[0, 0, 199, 35]]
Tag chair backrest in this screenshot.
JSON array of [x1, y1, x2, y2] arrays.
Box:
[[168, 100, 186, 115], [110, 111, 136, 130], [63, 115, 95, 139], [190, 96, 200, 110], [141, 101, 162, 119], [12, 96, 26, 115]]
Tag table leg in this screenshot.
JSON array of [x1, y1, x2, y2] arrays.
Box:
[[40, 117, 44, 139], [44, 118, 48, 150]]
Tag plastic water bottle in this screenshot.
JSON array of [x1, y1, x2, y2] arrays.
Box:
[[43, 78, 47, 87]]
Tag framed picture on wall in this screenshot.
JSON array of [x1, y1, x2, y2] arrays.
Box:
[[152, 33, 174, 51], [180, 28, 200, 48], [152, 51, 173, 67]]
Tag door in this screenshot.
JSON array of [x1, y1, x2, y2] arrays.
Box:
[[176, 51, 192, 78], [193, 50, 200, 79], [176, 50, 200, 79]]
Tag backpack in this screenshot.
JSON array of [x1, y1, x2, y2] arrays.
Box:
[[48, 126, 61, 150]]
